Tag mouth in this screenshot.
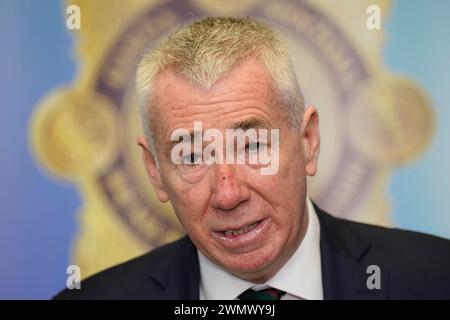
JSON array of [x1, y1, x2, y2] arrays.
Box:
[[211, 218, 270, 248]]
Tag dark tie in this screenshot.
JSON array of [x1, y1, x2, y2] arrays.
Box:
[[238, 287, 286, 300]]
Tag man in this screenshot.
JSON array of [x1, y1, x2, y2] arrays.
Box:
[[55, 17, 450, 300]]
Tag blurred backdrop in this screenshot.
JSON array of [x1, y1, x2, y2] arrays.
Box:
[[1, 0, 449, 299]]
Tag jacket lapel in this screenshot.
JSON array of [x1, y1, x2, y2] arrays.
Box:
[[147, 236, 200, 299], [147, 206, 390, 300], [315, 204, 390, 299]]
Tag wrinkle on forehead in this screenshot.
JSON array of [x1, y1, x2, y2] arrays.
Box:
[[154, 57, 275, 108], [150, 58, 291, 152]]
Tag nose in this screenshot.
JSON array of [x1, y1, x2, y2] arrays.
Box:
[[210, 164, 250, 211]]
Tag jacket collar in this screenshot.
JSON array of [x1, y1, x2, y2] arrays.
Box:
[[148, 235, 200, 299], [315, 203, 390, 299], [148, 203, 389, 299]]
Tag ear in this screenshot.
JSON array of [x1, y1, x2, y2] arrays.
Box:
[[300, 106, 320, 176], [136, 136, 169, 203]]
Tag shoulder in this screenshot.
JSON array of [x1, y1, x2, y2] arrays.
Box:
[[53, 236, 192, 300], [318, 208, 450, 298], [337, 213, 450, 262]]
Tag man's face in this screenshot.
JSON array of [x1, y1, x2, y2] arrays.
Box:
[[138, 58, 320, 282]]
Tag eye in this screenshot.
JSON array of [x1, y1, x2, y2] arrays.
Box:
[[181, 153, 202, 166], [246, 141, 265, 152]]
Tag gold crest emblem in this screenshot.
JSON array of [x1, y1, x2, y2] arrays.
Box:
[[30, 0, 434, 278]]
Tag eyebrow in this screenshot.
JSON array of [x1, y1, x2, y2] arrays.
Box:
[[164, 117, 273, 155], [230, 117, 272, 131], [165, 133, 193, 156]]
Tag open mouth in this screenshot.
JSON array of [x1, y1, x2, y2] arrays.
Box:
[[212, 218, 270, 245], [220, 221, 261, 237]]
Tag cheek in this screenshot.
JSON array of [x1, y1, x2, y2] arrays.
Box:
[[278, 138, 307, 197], [247, 145, 306, 227], [163, 175, 211, 231], [249, 149, 306, 204]]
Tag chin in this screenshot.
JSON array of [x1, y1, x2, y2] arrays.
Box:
[[218, 244, 282, 279]]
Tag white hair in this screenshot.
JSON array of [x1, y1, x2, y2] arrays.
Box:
[[135, 16, 305, 161]]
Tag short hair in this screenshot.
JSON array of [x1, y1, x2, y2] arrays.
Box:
[[136, 16, 305, 160]]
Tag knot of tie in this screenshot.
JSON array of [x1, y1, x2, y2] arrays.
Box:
[[238, 287, 286, 300]]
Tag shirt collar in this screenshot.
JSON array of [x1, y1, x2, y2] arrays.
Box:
[[198, 197, 323, 300]]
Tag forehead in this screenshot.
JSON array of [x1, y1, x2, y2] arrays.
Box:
[[151, 58, 285, 145], [157, 58, 279, 109]]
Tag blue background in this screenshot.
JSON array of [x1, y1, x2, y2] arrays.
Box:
[[0, 0, 449, 299]]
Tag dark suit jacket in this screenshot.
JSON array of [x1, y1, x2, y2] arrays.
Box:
[[55, 205, 450, 299]]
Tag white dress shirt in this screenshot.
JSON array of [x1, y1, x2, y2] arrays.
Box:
[[198, 197, 323, 300]]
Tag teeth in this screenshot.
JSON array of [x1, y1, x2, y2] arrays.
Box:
[[224, 222, 258, 236]]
